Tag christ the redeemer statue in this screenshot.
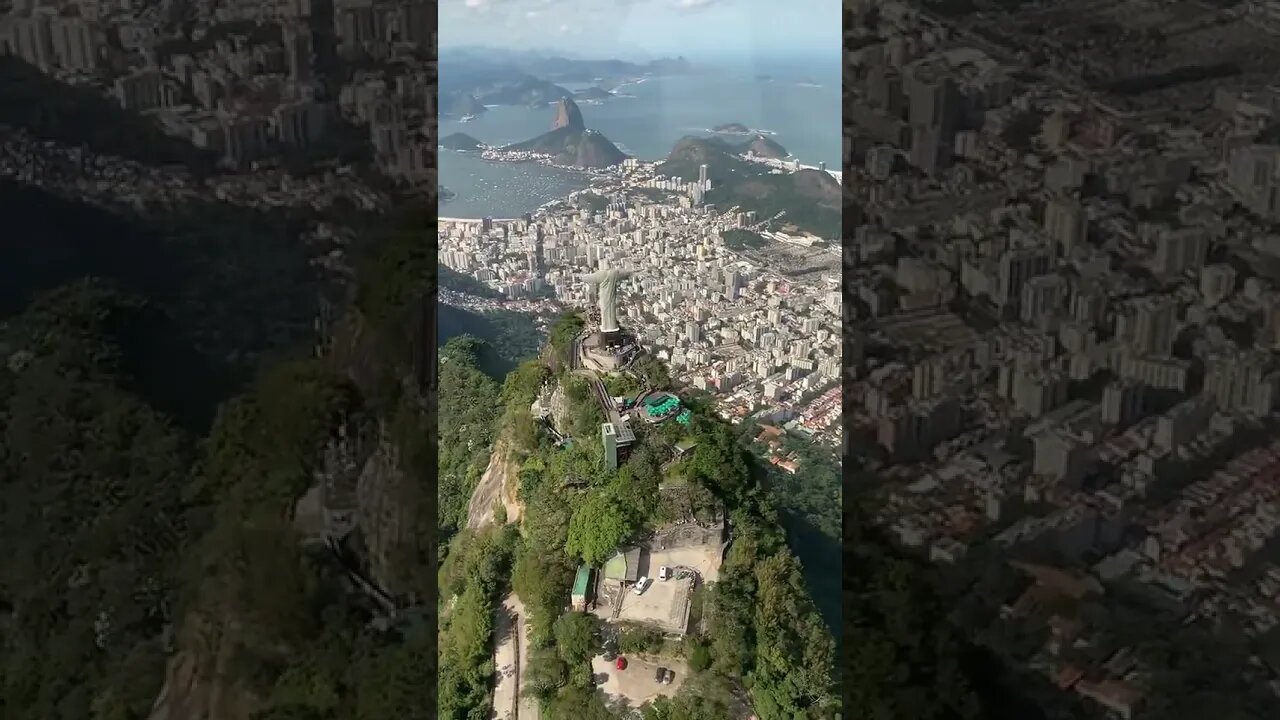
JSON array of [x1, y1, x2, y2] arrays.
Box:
[[580, 262, 634, 334]]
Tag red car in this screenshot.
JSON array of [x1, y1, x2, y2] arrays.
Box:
[[615, 656, 627, 670]]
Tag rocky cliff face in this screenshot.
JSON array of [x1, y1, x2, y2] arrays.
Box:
[[550, 96, 585, 132], [147, 616, 261, 720], [574, 130, 627, 168], [355, 433, 419, 595]]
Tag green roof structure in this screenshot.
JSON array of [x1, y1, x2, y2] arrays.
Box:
[[572, 566, 592, 598]]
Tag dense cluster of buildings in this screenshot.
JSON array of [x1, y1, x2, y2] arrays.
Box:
[[438, 159, 843, 446], [848, 0, 1280, 714], [1, 0, 436, 177]]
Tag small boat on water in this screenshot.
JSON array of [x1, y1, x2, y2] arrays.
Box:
[[460, 114, 476, 122]]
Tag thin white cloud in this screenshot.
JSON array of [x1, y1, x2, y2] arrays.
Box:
[[669, 0, 719, 9]]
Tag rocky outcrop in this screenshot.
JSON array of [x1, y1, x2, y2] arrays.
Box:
[[147, 616, 255, 720], [355, 433, 419, 594], [466, 437, 522, 529], [550, 96, 585, 132], [573, 130, 627, 168], [505, 100, 627, 168]]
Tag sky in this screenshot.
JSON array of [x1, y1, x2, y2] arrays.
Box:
[[438, 0, 841, 65]]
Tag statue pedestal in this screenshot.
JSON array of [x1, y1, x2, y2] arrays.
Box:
[[581, 329, 637, 372]]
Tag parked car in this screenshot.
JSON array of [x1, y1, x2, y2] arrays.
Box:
[[657, 565, 670, 580], [633, 576, 651, 594], [615, 656, 627, 670], [655, 666, 668, 683], [663, 669, 675, 684]]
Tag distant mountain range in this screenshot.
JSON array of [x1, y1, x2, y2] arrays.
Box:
[[438, 49, 691, 117], [441, 46, 692, 81]]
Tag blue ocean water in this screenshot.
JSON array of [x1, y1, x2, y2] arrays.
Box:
[[438, 64, 840, 218]]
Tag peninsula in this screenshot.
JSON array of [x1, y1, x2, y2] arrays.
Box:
[[502, 97, 627, 169]]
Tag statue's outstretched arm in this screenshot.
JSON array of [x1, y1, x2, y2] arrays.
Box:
[[580, 270, 607, 284]]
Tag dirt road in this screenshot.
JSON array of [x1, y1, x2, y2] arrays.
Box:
[[491, 598, 519, 720], [490, 594, 540, 720]]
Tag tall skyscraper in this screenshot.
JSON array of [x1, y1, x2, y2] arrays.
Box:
[[274, 101, 330, 148], [1020, 274, 1067, 328], [369, 97, 405, 161], [1204, 351, 1279, 416], [335, 1, 375, 57], [724, 269, 741, 300], [997, 246, 1053, 311], [1152, 226, 1208, 276], [698, 163, 708, 189], [283, 21, 314, 82], [49, 15, 99, 72], [1226, 143, 1280, 221], [903, 59, 959, 174], [1044, 194, 1088, 255], [12, 11, 55, 71], [399, 1, 433, 48], [1119, 297, 1177, 357]]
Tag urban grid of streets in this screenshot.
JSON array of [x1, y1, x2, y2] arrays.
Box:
[[844, 0, 1280, 714], [438, 157, 844, 453]]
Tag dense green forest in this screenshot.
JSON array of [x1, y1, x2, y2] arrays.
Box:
[[437, 337, 503, 540], [438, 304, 545, 377], [0, 282, 196, 719], [0, 282, 433, 720], [0, 196, 443, 720], [748, 432, 842, 636], [434, 309, 840, 719]]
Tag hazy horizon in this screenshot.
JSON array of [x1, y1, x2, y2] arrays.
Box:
[[438, 0, 841, 66]]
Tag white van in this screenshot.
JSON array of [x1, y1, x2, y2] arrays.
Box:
[[633, 576, 651, 595]]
